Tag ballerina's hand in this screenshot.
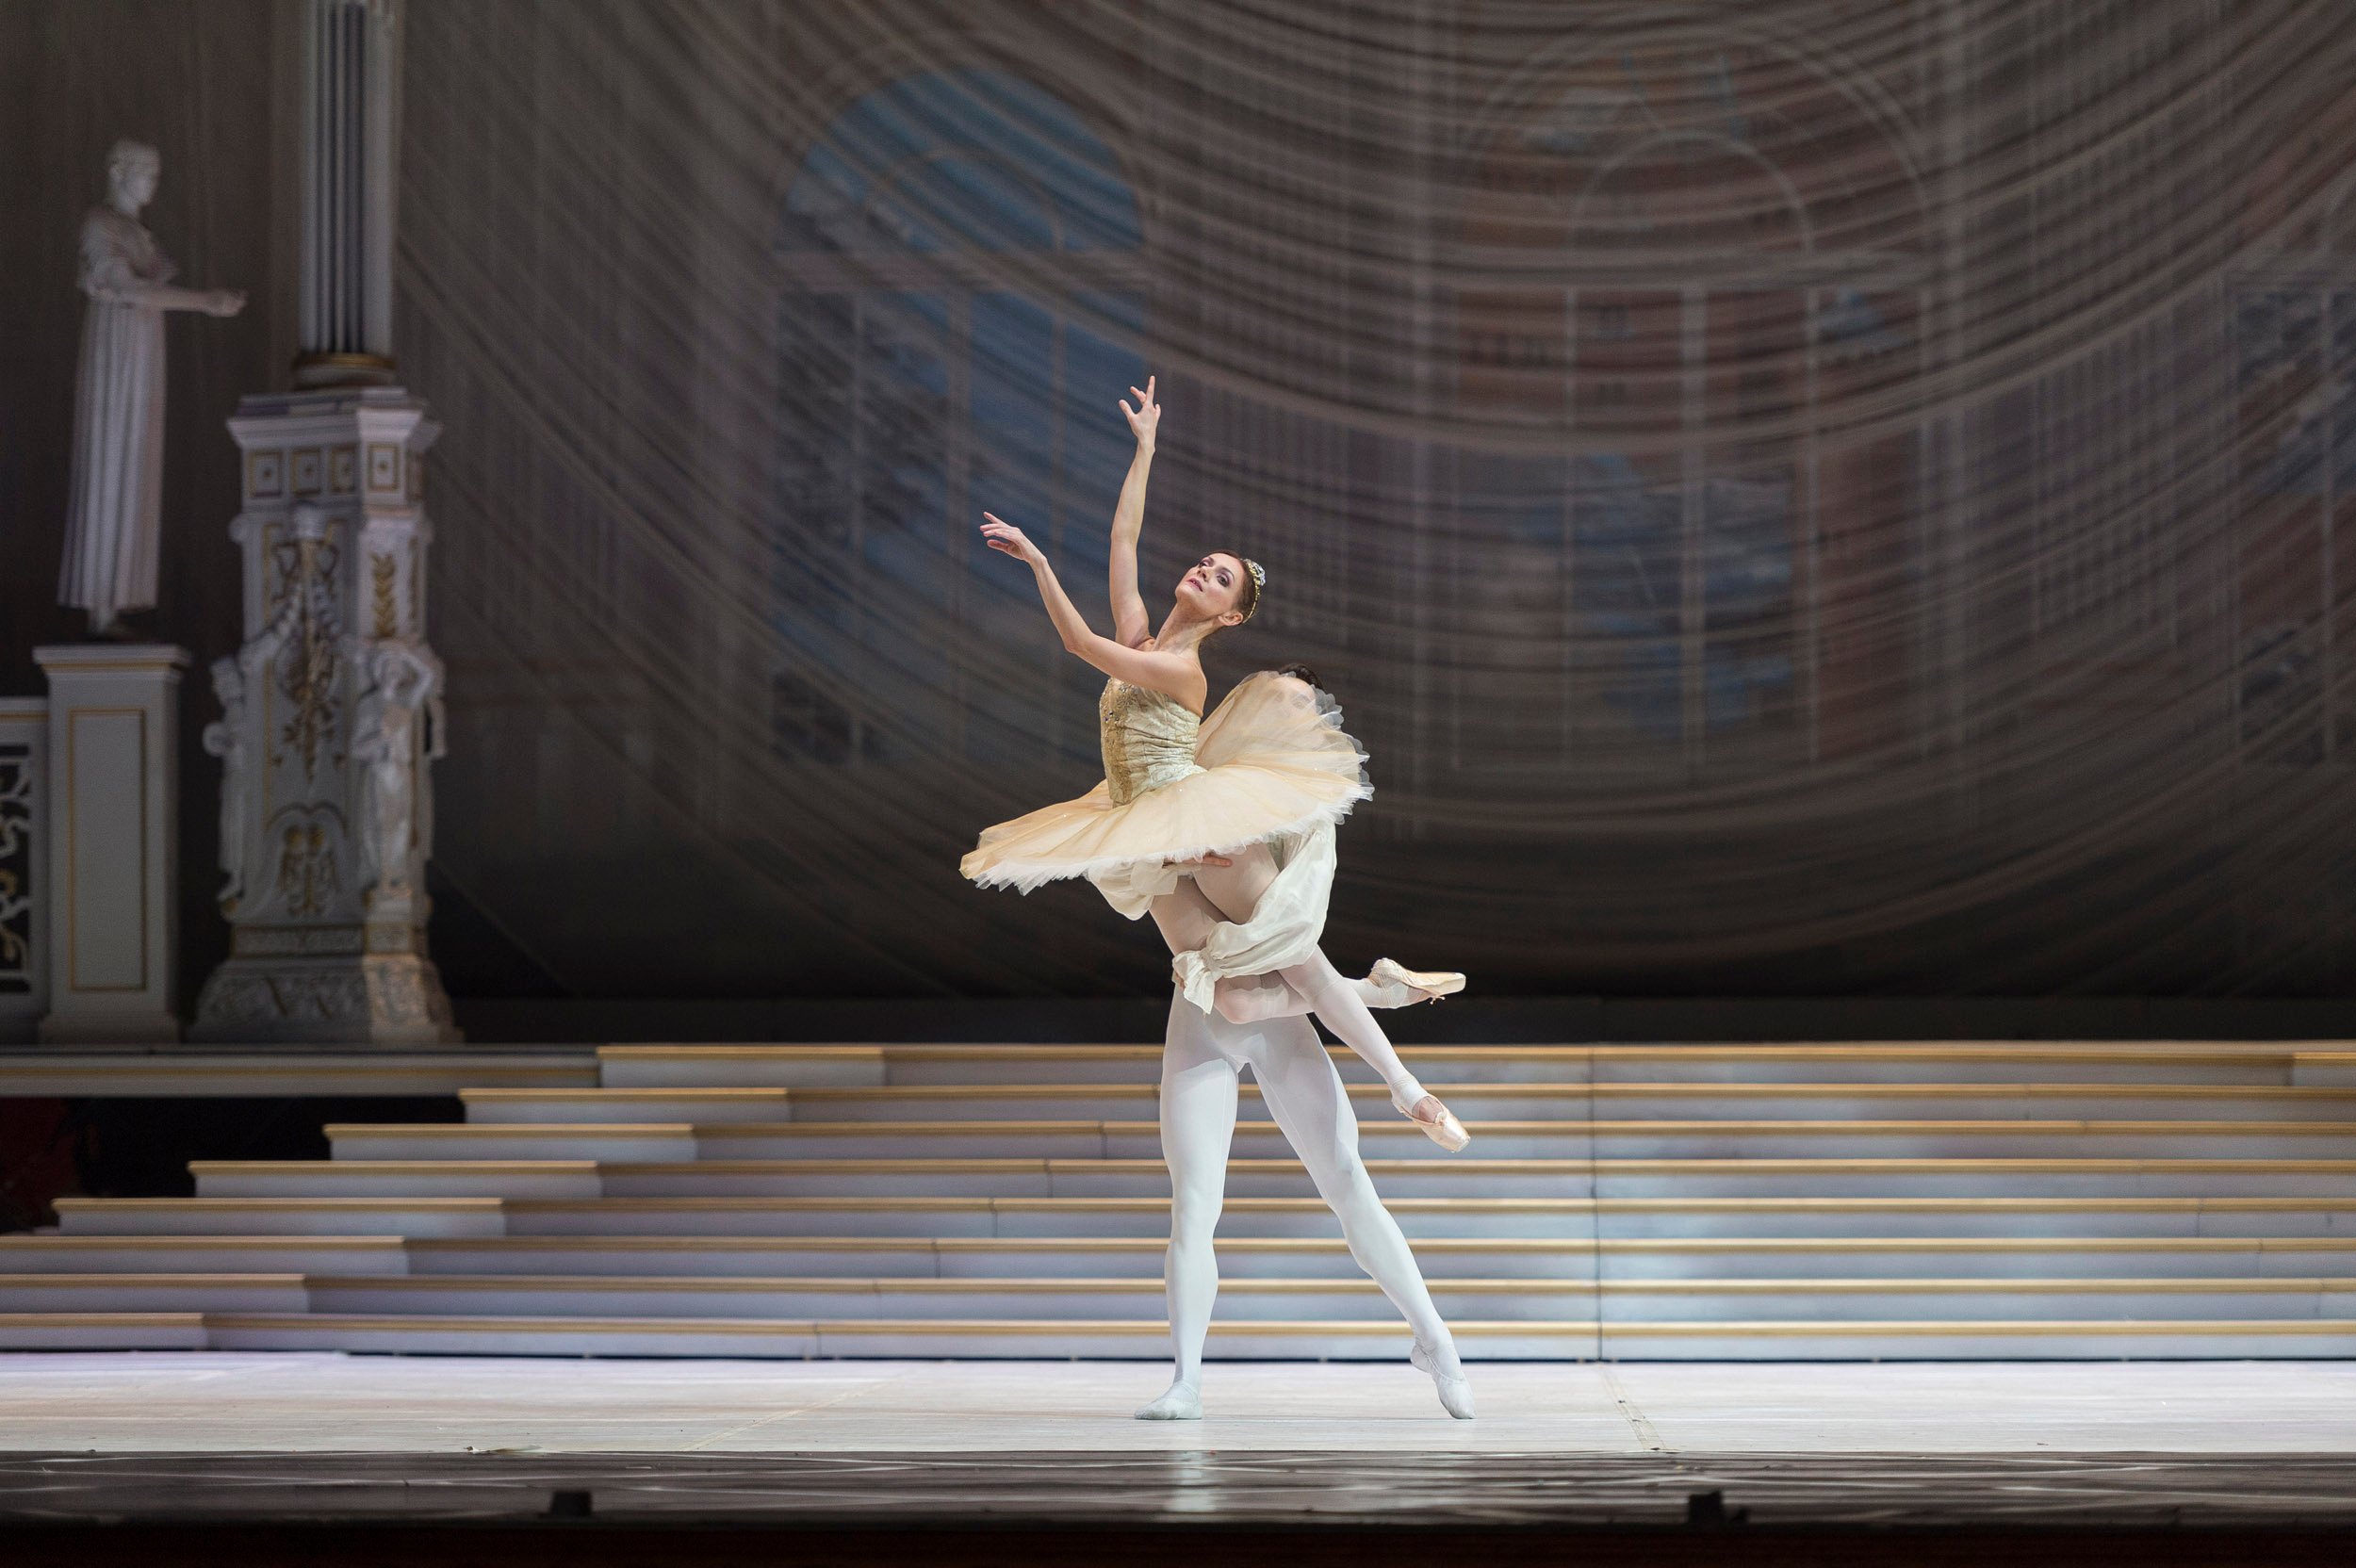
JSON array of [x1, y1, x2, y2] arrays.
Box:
[[1120, 375, 1159, 445], [979, 513, 1045, 565], [1166, 852, 1232, 869]]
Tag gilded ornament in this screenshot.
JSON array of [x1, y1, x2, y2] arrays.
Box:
[[371, 552, 399, 637], [275, 823, 339, 919]]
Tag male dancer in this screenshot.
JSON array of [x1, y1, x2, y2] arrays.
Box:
[[1137, 984, 1476, 1419]]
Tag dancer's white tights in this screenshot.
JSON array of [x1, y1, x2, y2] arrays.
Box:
[[1147, 851, 1428, 1108], [1154, 987, 1462, 1396]]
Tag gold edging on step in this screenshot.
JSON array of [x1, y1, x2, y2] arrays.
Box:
[[57, 1191, 2356, 1216], [26, 1233, 2356, 1256], [461, 1088, 793, 1101], [577, 1156, 2356, 1175], [0, 1314, 209, 1328], [55, 1197, 506, 1210], [277, 1273, 2356, 1297], [1587, 1317, 2356, 1337], [202, 1312, 823, 1335], [504, 1197, 1000, 1212], [3, 1274, 308, 1287], [188, 1160, 601, 1173], [678, 1117, 2356, 1137], [0, 1235, 404, 1248], [596, 1046, 886, 1060], [168, 1313, 2356, 1340], [18, 1313, 2356, 1343], [327, 1122, 700, 1136]]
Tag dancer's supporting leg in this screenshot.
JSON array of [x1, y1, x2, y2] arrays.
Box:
[[1243, 1022, 1476, 1419], [1137, 983, 1240, 1420]]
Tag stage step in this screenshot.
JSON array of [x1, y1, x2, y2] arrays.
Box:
[[0, 1052, 596, 1098], [23, 1039, 2356, 1361], [331, 1118, 2356, 1163], [11, 1270, 2356, 1324], [191, 1160, 603, 1200], [59, 1193, 2356, 1240], [188, 1154, 2356, 1203], [462, 1087, 795, 1124], [460, 1080, 2356, 1124], [278, 1271, 2356, 1323], [0, 1236, 410, 1274], [2302, 1052, 2356, 1086], [18, 1233, 2356, 1281], [4, 1310, 2353, 1360], [594, 1042, 2316, 1090], [561, 1073, 2347, 1125], [52, 1197, 509, 1236], [0, 1274, 312, 1312]]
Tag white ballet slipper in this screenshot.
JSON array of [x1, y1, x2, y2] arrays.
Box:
[[1366, 957, 1465, 1007], [1390, 1077, 1471, 1152], [1135, 1380, 1203, 1420], [1410, 1339, 1477, 1419]]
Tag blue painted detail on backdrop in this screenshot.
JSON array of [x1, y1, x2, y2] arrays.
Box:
[[775, 72, 1145, 767], [1454, 449, 1794, 743], [782, 69, 1142, 254]]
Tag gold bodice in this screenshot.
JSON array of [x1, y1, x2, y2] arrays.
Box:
[[1099, 678, 1203, 805]]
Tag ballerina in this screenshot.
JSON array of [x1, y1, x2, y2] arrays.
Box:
[[961, 376, 1469, 1141], [959, 378, 1476, 1419]]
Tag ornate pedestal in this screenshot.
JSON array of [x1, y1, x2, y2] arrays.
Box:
[[190, 388, 459, 1043], [32, 645, 188, 1043], [0, 699, 50, 1043]]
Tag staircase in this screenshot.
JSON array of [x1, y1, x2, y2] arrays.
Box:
[[7, 1041, 2356, 1359]]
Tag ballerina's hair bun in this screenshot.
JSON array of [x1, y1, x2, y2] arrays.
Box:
[[1272, 661, 1325, 694]]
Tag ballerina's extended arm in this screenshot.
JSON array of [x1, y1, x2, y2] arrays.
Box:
[[1108, 376, 1158, 648], [980, 512, 1206, 710]]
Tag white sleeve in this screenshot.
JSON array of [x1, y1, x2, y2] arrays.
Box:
[[1170, 823, 1336, 1011], [1086, 858, 1186, 920]]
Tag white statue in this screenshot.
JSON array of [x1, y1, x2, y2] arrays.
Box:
[[350, 643, 437, 908], [201, 658, 248, 911], [59, 139, 246, 636]]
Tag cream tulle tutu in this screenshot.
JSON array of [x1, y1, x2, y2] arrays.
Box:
[[960, 668, 1370, 908]]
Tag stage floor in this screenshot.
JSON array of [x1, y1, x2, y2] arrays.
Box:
[[6, 1352, 2356, 1454], [6, 1355, 2356, 1533]]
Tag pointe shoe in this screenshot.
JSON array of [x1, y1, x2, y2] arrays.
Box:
[[1368, 957, 1466, 1006], [1135, 1380, 1203, 1420], [1391, 1081, 1471, 1152], [1410, 1339, 1477, 1420]]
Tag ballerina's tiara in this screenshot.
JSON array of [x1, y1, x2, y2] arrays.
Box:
[[1240, 559, 1266, 620]]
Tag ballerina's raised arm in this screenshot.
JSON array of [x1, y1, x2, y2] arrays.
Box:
[[1108, 375, 1157, 648], [980, 376, 1252, 715], [979, 509, 1208, 712]]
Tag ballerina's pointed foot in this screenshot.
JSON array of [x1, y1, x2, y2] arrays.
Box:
[[1410, 1339, 1477, 1419], [1368, 957, 1465, 1006], [1135, 1380, 1203, 1421], [1391, 1082, 1471, 1152]]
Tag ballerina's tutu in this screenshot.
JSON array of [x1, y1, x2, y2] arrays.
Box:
[[960, 668, 1370, 903]]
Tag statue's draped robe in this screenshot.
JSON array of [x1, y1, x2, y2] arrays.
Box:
[[59, 207, 172, 629]]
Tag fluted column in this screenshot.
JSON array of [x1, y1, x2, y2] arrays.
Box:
[[294, 0, 401, 388], [196, 0, 455, 1040]]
